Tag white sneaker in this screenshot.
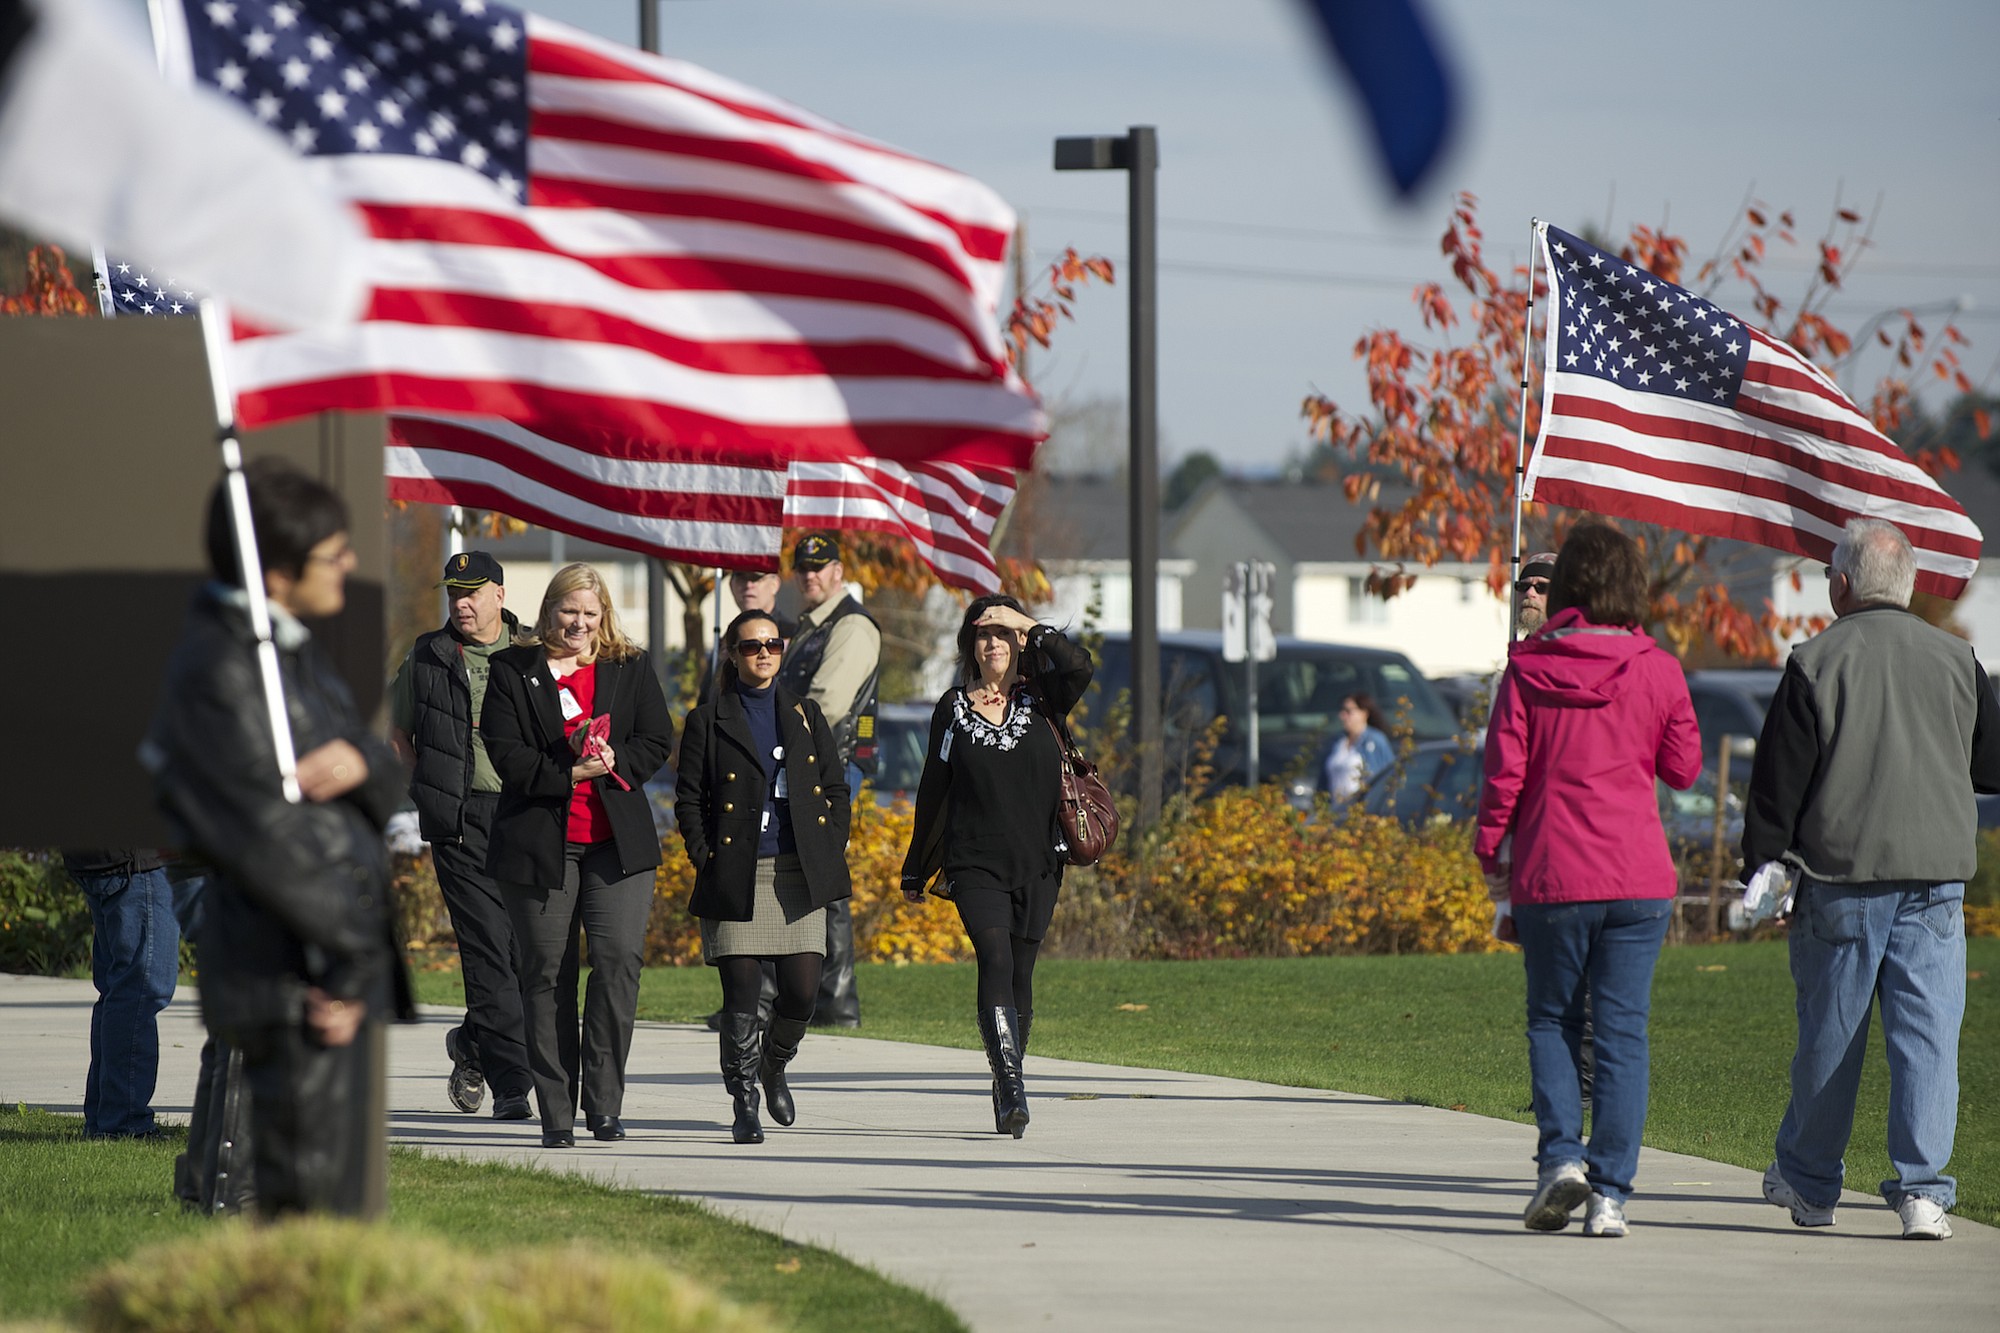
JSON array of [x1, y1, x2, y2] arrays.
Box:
[[1897, 1196, 1953, 1240], [1524, 1161, 1591, 1232], [1582, 1192, 1628, 1238], [1762, 1162, 1835, 1228]]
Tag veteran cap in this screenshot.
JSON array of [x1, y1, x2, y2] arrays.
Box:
[[440, 550, 504, 589], [793, 532, 842, 571]]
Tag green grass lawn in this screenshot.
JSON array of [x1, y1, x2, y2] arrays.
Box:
[[415, 937, 2000, 1228], [0, 1105, 961, 1331]]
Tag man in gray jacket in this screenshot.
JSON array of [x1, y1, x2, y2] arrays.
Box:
[[1743, 517, 2000, 1240]]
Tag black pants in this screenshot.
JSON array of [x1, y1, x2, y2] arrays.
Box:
[[231, 1018, 387, 1220], [504, 842, 651, 1133], [432, 794, 531, 1099]]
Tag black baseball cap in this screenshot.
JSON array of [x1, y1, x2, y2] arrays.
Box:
[[440, 550, 503, 589], [1518, 552, 1558, 586], [793, 532, 842, 571]]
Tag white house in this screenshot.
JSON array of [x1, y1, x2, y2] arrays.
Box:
[[998, 472, 1192, 634], [1168, 477, 1512, 676]]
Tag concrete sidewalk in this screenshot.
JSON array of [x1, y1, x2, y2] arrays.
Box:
[[5, 972, 1995, 1331]]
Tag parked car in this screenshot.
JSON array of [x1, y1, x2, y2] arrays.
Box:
[[1356, 738, 1743, 870], [1082, 630, 1460, 794], [870, 701, 933, 806], [1684, 668, 1782, 771]]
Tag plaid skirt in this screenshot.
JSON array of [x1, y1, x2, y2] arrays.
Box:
[[700, 854, 825, 962]]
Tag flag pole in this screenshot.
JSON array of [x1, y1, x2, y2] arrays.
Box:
[[199, 299, 304, 803], [146, 0, 301, 801], [1508, 218, 1543, 646]]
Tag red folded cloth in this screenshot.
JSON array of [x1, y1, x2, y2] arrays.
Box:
[[583, 714, 631, 790]]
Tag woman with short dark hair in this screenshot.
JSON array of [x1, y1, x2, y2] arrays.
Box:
[[900, 595, 1093, 1137], [1474, 522, 1701, 1237], [482, 562, 674, 1149], [675, 608, 852, 1144]]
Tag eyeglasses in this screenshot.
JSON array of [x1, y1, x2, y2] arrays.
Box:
[[1514, 578, 1549, 595], [733, 638, 784, 657]]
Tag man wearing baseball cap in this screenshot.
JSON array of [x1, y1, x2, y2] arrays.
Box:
[[777, 532, 879, 1027], [389, 551, 534, 1119], [1516, 551, 1558, 637]]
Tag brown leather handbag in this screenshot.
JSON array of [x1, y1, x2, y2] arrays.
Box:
[[1045, 709, 1119, 866]]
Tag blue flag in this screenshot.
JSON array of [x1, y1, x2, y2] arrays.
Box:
[[1300, 0, 1457, 198]]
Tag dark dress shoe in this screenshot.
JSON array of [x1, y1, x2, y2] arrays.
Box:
[[492, 1092, 533, 1121], [587, 1115, 626, 1142], [541, 1130, 575, 1149]]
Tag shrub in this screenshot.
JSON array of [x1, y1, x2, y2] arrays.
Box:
[[0, 849, 92, 976], [79, 1217, 769, 1333]]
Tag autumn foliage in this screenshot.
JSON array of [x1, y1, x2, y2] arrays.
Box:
[[0, 242, 94, 316], [1301, 192, 1983, 661]]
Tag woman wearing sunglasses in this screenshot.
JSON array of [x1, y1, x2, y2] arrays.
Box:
[[676, 607, 852, 1144]]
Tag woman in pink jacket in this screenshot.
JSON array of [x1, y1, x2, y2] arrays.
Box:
[[1475, 523, 1701, 1239]]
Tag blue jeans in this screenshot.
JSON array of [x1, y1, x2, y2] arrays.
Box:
[[1776, 878, 1964, 1211], [1514, 897, 1673, 1204], [76, 866, 181, 1136]]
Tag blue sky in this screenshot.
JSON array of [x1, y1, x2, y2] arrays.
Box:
[[131, 0, 1998, 471]]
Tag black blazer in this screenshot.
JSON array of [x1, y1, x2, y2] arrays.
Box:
[[676, 682, 852, 921], [481, 645, 675, 885]]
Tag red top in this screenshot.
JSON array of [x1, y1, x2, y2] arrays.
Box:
[[554, 662, 613, 846]]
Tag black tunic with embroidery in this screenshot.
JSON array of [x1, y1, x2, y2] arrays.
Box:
[[901, 625, 1094, 938]]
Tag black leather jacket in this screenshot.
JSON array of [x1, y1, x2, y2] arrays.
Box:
[[144, 587, 413, 1033]]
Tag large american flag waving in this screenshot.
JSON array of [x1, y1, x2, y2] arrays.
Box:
[[162, 0, 1040, 589], [1527, 222, 1981, 598]]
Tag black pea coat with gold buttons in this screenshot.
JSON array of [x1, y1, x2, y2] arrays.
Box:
[[675, 682, 852, 922]]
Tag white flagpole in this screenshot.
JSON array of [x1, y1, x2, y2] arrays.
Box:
[[200, 298, 303, 803], [1508, 218, 1544, 646], [89, 245, 115, 317]]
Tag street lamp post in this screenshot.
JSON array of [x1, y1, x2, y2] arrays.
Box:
[[1055, 127, 1161, 836]]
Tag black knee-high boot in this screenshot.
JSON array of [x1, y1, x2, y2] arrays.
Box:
[[978, 1007, 1029, 1138], [993, 1011, 1033, 1120], [718, 1013, 765, 1144], [760, 1014, 810, 1128]]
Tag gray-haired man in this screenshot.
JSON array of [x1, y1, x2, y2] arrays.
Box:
[[1743, 517, 2000, 1240]]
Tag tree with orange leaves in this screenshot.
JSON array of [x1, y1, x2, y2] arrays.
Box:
[[0, 242, 94, 316], [1300, 192, 1983, 662]]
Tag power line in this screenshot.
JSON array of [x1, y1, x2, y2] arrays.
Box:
[[1031, 248, 2000, 319], [1022, 204, 2000, 280]]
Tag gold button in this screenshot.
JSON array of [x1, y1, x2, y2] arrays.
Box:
[[812, 785, 822, 795], [723, 802, 734, 812], [806, 754, 815, 763], [722, 835, 732, 845], [816, 816, 827, 826], [726, 771, 737, 781]]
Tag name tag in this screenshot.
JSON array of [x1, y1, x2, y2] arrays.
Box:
[[558, 686, 583, 722]]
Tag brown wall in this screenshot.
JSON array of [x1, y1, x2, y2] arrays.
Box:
[[0, 317, 385, 848]]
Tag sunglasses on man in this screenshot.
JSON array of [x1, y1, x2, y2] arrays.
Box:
[[733, 637, 785, 657], [1515, 578, 1550, 595]]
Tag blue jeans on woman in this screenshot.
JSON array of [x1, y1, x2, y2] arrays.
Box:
[[1514, 897, 1673, 1204], [75, 865, 181, 1137], [1776, 878, 1964, 1211]]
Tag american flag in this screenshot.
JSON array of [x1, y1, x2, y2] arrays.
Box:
[[387, 414, 1018, 590], [1527, 223, 1981, 598], [96, 258, 200, 317], [162, 0, 1038, 582]]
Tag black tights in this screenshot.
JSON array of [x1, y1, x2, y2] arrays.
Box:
[[969, 927, 1039, 1014], [718, 954, 822, 1022]]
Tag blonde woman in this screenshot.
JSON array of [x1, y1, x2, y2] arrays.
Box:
[[482, 563, 675, 1149]]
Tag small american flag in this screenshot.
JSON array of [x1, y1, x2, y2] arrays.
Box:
[[163, 0, 1038, 580], [97, 259, 200, 317], [1527, 223, 1981, 597]]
